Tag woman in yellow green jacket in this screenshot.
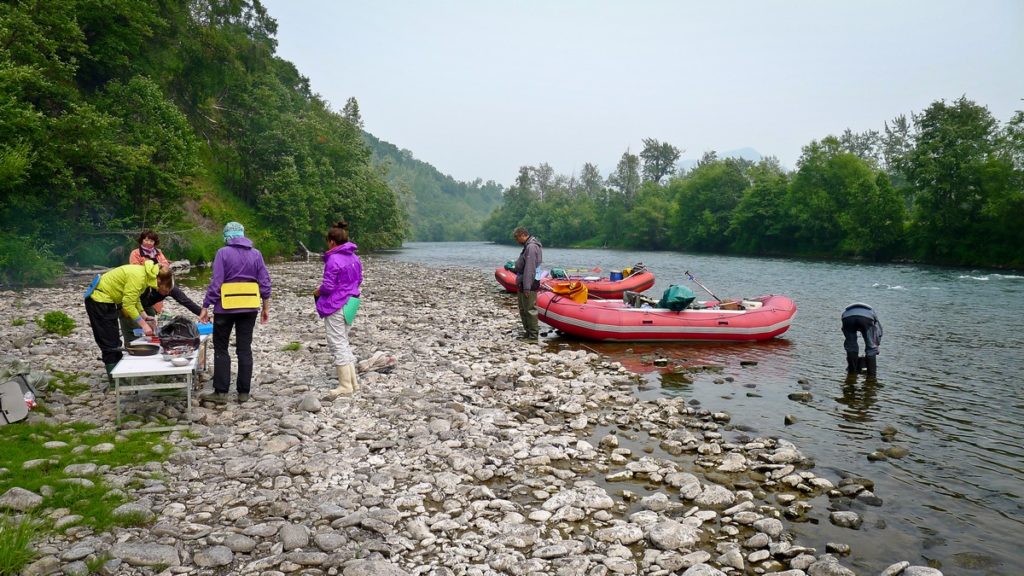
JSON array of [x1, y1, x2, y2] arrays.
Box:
[[84, 261, 174, 375]]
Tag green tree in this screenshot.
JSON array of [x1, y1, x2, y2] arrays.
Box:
[[623, 183, 674, 249], [786, 137, 903, 258], [729, 158, 791, 254], [481, 167, 539, 243], [903, 97, 1002, 263], [640, 138, 681, 184], [608, 150, 640, 205], [342, 96, 363, 129], [669, 157, 749, 251], [579, 162, 604, 202]]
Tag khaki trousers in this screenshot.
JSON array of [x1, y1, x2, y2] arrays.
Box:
[[517, 290, 539, 338]]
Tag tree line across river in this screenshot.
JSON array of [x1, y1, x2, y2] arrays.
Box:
[[483, 96, 1023, 270]]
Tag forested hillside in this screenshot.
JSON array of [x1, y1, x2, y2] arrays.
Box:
[[0, 0, 407, 286], [364, 133, 503, 241], [484, 99, 1024, 268]]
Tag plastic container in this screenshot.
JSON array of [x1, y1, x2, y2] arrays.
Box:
[[197, 322, 213, 335], [609, 270, 624, 281]]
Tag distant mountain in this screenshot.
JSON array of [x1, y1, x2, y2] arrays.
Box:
[[364, 133, 503, 241], [678, 147, 762, 172]]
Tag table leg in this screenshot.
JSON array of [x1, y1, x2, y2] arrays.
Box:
[[115, 377, 122, 428], [186, 372, 192, 426]]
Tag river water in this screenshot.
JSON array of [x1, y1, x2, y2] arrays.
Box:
[[375, 241, 1023, 575]]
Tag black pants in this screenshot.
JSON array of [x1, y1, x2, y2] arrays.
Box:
[[212, 311, 257, 394], [842, 315, 879, 357], [85, 298, 123, 366]]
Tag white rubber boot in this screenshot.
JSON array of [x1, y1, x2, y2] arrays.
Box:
[[330, 364, 354, 396], [349, 363, 360, 392]]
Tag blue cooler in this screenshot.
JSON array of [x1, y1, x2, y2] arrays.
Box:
[[609, 270, 624, 281], [197, 322, 213, 335]]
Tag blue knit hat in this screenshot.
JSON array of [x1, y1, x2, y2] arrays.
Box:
[[223, 221, 245, 242]]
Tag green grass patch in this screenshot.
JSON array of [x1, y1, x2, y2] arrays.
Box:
[[0, 421, 171, 540], [35, 311, 76, 337], [281, 341, 302, 352], [46, 371, 90, 396], [10, 318, 25, 327], [0, 514, 42, 576]]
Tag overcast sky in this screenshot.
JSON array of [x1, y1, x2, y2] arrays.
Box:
[[261, 0, 1023, 186]]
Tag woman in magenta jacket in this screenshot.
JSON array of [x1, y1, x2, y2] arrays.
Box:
[[313, 220, 363, 396]]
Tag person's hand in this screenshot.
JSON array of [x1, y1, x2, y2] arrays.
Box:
[[198, 309, 209, 323], [141, 323, 154, 338], [260, 308, 269, 324], [313, 287, 321, 298]]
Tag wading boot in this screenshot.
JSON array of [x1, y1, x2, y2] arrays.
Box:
[[330, 364, 354, 396], [866, 356, 877, 378], [348, 364, 360, 392], [846, 352, 859, 375], [104, 363, 118, 390]]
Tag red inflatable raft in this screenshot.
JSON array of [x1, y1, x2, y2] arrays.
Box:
[[536, 292, 797, 342], [494, 268, 656, 299]]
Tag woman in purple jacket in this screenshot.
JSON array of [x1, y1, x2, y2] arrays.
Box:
[[198, 222, 272, 404], [313, 220, 363, 396]]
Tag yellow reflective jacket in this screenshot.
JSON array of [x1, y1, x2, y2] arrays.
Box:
[[90, 261, 160, 319]]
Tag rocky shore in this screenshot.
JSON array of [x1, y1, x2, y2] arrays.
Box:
[[0, 258, 942, 576]]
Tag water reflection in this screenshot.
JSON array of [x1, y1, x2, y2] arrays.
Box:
[[837, 375, 881, 423]]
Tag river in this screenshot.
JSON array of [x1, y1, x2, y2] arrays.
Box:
[[373, 241, 1023, 575]]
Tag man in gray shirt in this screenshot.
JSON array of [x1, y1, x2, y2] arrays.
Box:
[[842, 303, 882, 377], [513, 227, 543, 341]]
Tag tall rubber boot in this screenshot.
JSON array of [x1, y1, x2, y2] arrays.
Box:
[[104, 363, 117, 389], [348, 363, 360, 392], [330, 364, 354, 396], [846, 352, 859, 374], [865, 356, 877, 378]]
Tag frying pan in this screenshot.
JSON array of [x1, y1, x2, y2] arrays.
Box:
[[118, 343, 160, 356]]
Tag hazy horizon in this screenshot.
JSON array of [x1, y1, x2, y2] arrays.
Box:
[[262, 0, 1024, 186]]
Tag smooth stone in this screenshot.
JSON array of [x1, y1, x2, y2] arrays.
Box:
[[194, 545, 234, 567], [829, 511, 863, 530], [681, 564, 726, 576], [807, 553, 856, 576], [110, 542, 180, 567], [223, 533, 257, 553], [62, 463, 97, 476], [0, 487, 43, 511], [880, 561, 911, 576], [903, 568, 944, 576], [342, 560, 411, 575], [21, 556, 60, 576]]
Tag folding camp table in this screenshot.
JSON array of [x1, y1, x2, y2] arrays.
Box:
[[110, 335, 208, 431]]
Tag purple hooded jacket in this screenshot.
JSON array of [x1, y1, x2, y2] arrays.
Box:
[[203, 237, 272, 314], [316, 241, 361, 318]]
